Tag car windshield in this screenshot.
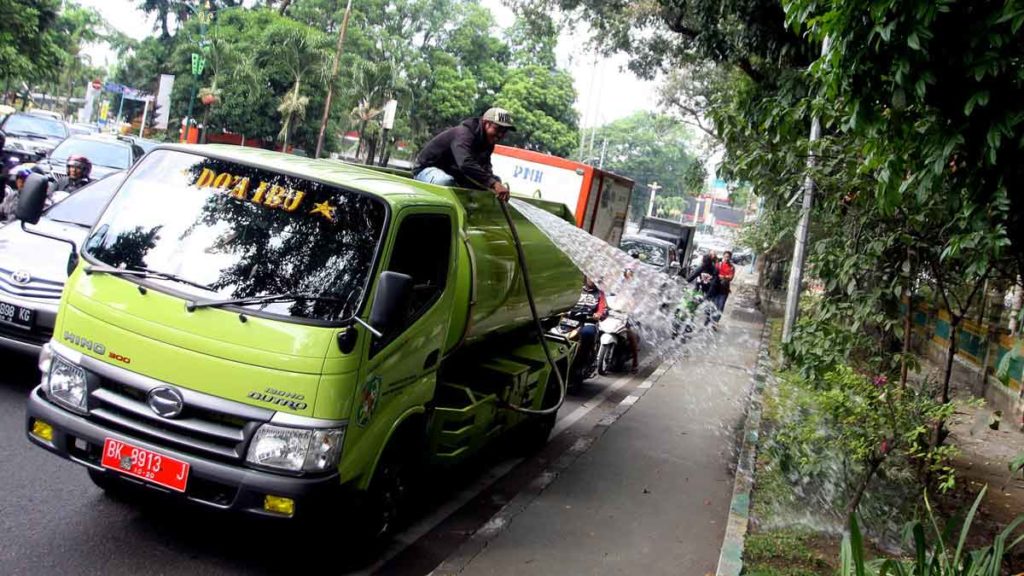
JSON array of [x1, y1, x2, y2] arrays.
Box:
[[2, 114, 67, 138], [51, 139, 131, 169], [620, 239, 668, 267], [45, 173, 125, 227], [82, 150, 388, 323]]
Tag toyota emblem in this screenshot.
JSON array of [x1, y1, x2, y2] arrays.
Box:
[[147, 387, 185, 418], [11, 270, 31, 285]]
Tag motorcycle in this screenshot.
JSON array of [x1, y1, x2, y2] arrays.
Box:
[[548, 306, 599, 386], [596, 296, 635, 375]]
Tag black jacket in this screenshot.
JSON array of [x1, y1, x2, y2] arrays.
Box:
[[687, 259, 720, 297], [413, 117, 501, 190]]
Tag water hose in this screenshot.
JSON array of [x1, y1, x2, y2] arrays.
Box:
[[499, 200, 567, 416]]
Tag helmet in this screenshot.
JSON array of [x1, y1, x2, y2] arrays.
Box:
[[15, 164, 37, 181], [66, 155, 92, 179]]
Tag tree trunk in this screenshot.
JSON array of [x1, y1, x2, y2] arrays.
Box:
[[200, 105, 210, 144], [941, 318, 959, 406], [314, 0, 353, 159], [845, 456, 883, 519], [900, 287, 913, 389], [282, 112, 291, 151], [278, 0, 293, 15]]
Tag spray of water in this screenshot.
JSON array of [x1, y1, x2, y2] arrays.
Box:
[[510, 199, 718, 360]]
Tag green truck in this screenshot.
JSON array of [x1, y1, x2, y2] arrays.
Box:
[[22, 145, 581, 531]]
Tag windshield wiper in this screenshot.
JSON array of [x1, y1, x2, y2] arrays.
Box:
[[186, 292, 346, 312], [15, 132, 53, 140], [84, 264, 215, 292], [48, 218, 90, 228]]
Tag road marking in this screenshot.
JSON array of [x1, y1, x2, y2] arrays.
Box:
[[359, 364, 654, 575], [430, 356, 679, 576], [549, 360, 654, 438]]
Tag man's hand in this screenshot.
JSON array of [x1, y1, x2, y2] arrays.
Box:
[[491, 181, 510, 202]]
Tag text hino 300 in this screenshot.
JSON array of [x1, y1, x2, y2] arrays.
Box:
[[22, 145, 581, 532]]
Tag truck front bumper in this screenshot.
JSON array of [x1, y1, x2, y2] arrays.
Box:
[[26, 385, 341, 519]]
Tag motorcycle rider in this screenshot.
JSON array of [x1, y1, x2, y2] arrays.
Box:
[[574, 277, 607, 368], [1, 164, 40, 222], [618, 267, 641, 372], [52, 155, 93, 193]]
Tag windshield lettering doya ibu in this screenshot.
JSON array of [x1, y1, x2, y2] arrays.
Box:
[[82, 150, 387, 323]]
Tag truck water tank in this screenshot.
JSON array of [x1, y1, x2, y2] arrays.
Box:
[[448, 189, 583, 347]]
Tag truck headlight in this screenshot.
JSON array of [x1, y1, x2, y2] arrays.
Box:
[[246, 424, 345, 473], [38, 343, 54, 376], [47, 355, 89, 414]]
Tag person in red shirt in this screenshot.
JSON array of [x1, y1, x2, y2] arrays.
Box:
[[713, 251, 736, 312]]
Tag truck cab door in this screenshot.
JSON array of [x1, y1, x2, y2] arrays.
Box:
[[344, 208, 456, 483]]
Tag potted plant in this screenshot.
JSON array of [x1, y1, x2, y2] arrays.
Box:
[[199, 86, 221, 106]]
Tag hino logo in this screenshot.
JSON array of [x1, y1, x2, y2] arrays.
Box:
[[63, 331, 106, 355], [10, 270, 31, 285], [148, 387, 185, 418]]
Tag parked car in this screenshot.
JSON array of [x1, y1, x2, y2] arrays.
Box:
[[27, 109, 65, 122], [0, 112, 69, 169], [0, 172, 125, 355], [69, 123, 100, 136], [124, 135, 160, 154], [620, 234, 682, 275], [35, 134, 144, 180]]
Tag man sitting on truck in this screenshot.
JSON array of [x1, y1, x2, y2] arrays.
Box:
[[412, 107, 514, 202]]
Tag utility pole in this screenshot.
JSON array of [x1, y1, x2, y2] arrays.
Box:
[[183, 2, 211, 143], [646, 181, 662, 217], [782, 37, 830, 344], [315, 0, 353, 159]]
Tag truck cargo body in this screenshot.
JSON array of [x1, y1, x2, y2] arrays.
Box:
[[490, 145, 634, 248], [25, 145, 580, 522]]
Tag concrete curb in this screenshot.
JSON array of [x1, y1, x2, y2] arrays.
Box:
[[429, 356, 679, 576], [715, 320, 772, 576]]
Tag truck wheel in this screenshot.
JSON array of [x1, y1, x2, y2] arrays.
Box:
[[597, 343, 613, 375], [365, 436, 421, 540]]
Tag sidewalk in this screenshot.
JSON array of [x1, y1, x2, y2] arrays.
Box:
[[435, 274, 765, 576]]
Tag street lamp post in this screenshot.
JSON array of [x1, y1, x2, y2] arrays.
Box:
[[182, 2, 212, 143]]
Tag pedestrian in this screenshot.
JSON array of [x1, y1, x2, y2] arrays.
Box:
[[687, 253, 719, 299], [412, 107, 514, 202], [687, 253, 720, 326], [714, 251, 736, 312]]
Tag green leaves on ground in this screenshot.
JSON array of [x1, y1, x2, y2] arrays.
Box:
[[841, 488, 1024, 575]]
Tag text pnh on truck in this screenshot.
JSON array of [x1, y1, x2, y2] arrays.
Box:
[[23, 145, 582, 531]]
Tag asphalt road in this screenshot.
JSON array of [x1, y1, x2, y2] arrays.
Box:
[[0, 351, 649, 575]]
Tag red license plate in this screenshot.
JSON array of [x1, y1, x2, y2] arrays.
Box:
[[101, 438, 190, 492]]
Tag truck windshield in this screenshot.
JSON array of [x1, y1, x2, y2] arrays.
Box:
[[82, 150, 388, 323], [620, 239, 667, 267]]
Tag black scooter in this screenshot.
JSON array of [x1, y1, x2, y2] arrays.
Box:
[[549, 306, 600, 386]]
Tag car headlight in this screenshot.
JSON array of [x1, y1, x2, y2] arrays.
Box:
[[47, 355, 89, 414], [246, 424, 345, 473]]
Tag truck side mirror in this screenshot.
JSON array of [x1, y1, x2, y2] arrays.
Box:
[[369, 271, 413, 337], [16, 173, 49, 224]]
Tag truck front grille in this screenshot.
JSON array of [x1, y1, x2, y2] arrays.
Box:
[[86, 372, 272, 463]]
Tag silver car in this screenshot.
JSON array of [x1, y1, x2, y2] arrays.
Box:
[[0, 172, 124, 354]]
